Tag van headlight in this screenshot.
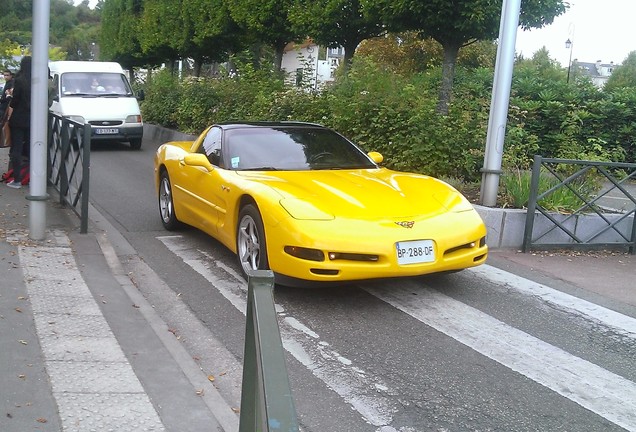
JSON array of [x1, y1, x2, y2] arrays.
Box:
[[67, 115, 85, 124], [125, 115, 142, 124]]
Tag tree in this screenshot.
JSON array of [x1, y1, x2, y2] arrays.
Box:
[[289, 0, 384, 72], [62, 23, 100, 60], [604, 51, 636, 92], [358, 32, 497, 75], [364, 0, 568, 114], [226, 0, 302, 71], [180, 0, 246, 75], [48, 46, 67, 61], [100, 0, 161, 79], [137, 0, 180, 67]]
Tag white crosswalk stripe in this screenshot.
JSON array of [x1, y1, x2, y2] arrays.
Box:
[[468, 265, 636, 338], [159, 235, 636, 432], [366, 281, 636, 431], [158, 235, 400, 429]]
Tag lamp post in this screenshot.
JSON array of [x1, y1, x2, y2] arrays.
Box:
[[565, 38, 574, 83]]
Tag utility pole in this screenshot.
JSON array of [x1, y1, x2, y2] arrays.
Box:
[[479, 0, 521, 207], [27, 1, 51, 240]]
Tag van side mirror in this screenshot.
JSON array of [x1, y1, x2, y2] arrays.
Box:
[[137, 89, 145, 101]]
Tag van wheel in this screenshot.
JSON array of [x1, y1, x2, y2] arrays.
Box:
[[130, 139, 142, 150]]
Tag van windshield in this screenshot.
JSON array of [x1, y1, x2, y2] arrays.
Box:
[[61, 72, 132, 97]]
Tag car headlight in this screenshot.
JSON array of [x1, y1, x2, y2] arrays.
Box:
[[67, 115, 85, 124], [126, 114, 142, 124]]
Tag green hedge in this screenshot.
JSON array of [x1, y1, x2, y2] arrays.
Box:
[[140, 58, 636, 183]]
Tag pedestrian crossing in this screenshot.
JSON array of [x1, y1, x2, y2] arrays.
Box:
[[158, 234, 636, 432], [367, 282, 636, 431]]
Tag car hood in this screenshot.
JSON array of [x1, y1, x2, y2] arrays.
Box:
[[55, 96, 140, 121], [237, 169, 473, 220]]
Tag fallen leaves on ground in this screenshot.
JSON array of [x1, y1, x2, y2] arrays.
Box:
[[527, 249, 632, 258]]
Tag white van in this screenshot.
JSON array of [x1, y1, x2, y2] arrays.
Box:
[[49, 61, 144, 149]]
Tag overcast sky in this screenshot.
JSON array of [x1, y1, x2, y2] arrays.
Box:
[[515, 0, 636, 66]]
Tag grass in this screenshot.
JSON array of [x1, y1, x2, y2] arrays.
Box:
[[500, 168, 600, 213]]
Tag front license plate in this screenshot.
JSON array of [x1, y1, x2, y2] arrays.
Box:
[[95, 128, 119, 135], [396, 239, 435, 265]]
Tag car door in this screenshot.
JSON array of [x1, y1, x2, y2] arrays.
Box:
[[182, 126, 228, 236]]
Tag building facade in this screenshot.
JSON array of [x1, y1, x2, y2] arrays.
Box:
[[281, 40, 344, 89]]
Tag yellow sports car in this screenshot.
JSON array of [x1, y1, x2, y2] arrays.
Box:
[[154, 122, 487, 286]]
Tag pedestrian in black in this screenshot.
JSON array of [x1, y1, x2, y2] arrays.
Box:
[[7, 56, 31, 189]]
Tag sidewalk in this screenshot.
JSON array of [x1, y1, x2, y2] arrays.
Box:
[[0, 149, 236, 431], [486, 248, 636, 315], [1, 150, 634, 431]]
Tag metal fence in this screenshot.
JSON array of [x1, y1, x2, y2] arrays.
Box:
[[239, 270, 299, 432], [522, 155, 636, 254], [47, 113, 91, 233]]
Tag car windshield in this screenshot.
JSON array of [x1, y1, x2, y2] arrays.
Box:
[[61, 72, 132, 97], [224, 126, 377, 171]]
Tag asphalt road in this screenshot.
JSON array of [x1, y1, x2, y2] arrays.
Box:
[[597, 179, 636, 212], [86, 139, 636, 432]]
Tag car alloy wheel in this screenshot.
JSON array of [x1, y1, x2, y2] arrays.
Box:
[[237, 204, 268, 277], [159, 171, 180, 230]]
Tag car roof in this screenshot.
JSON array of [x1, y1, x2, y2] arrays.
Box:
[[49, 61, 125, 74], [215, 121, 326, 131]]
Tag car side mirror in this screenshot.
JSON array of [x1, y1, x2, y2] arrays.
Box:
[[183, 153, 214, 171], [368, 151, 383, 164], [136, 89, 145, 101]]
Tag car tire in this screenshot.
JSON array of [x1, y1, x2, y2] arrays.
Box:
[[236, 204, 269, 279], [130, 138, 142, 150], [159, 171, 181, 230]]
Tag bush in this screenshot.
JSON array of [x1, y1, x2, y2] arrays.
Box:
[[140, 69, 182, 129], [139, 54, 636, 205]]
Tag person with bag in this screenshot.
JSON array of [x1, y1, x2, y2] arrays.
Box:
[[6, 57, 31, 189]]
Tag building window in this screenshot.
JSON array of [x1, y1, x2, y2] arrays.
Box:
[[328, 47, 344, 57]]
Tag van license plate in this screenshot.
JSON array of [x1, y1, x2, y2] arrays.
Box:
[[396, 239, 435, 265], [95, 128, 119, 135]]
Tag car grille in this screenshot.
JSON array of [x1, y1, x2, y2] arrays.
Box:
[[89, 120, 123, 126]]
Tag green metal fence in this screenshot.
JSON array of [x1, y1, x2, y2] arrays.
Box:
[[239, 270, 299, 432], [47, 113, 91, 233], [522, 155, 636, 254]]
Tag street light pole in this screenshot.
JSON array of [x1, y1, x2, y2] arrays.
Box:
[[565, 38, 574, 83]]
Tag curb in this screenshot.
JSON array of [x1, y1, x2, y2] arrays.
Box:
[[87, 202, 240, 432], [475, 205, 635, 250]]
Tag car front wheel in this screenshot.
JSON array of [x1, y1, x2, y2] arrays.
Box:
[[237, 204, 269, 279], [159, 171, 180, 230]]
